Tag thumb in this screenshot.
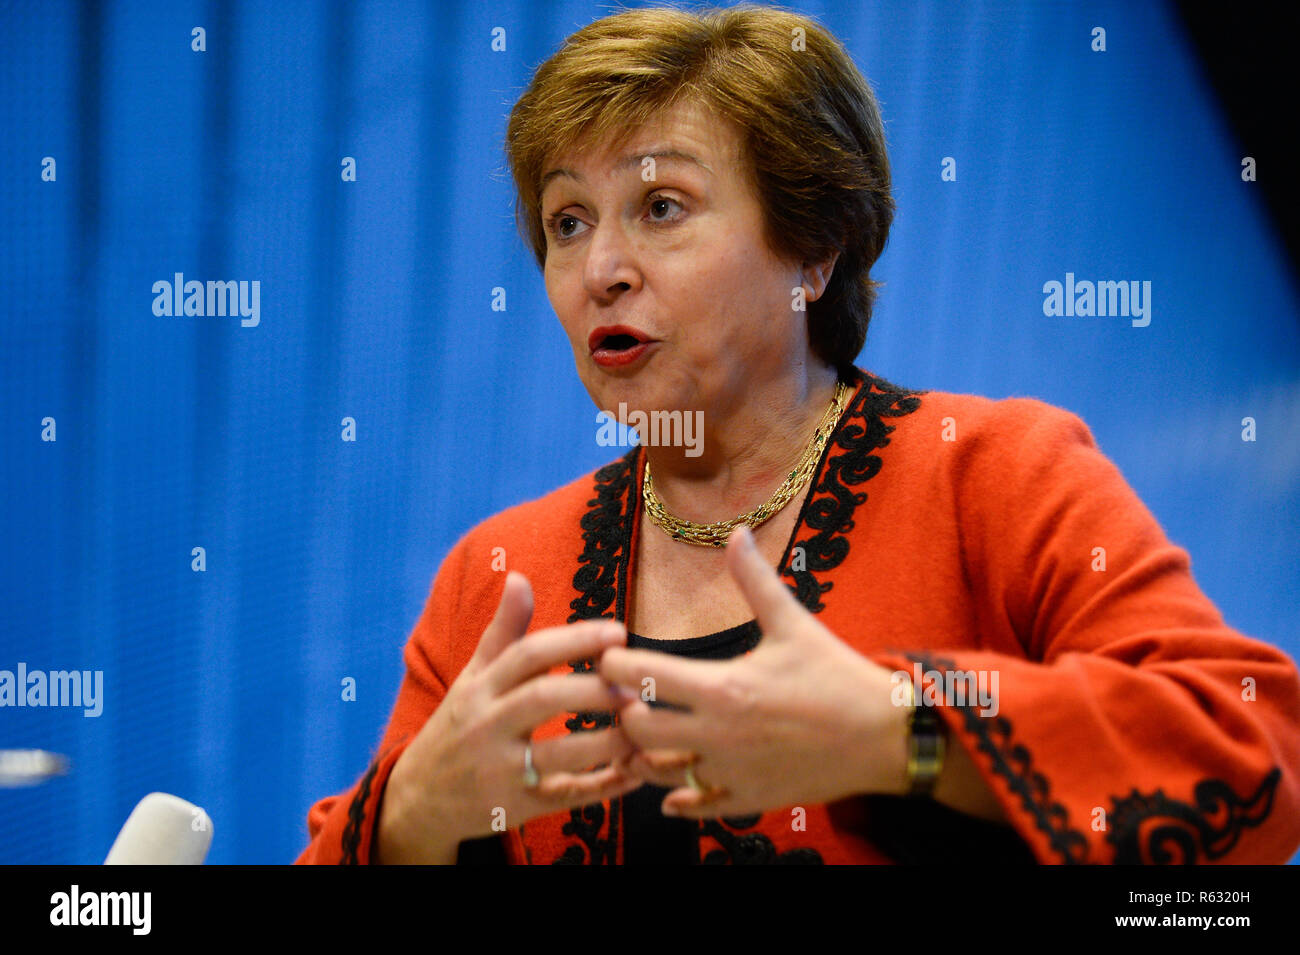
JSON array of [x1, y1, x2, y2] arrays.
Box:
[[468, 570, 533, 672], [725, 524, 803, 637]]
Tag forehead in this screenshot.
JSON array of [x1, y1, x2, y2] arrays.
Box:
[[540, 99, 745, 194]]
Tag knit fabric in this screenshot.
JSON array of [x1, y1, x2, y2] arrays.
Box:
[[296, 367, 1300, 864]]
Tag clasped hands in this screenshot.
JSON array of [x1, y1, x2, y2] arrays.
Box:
[[379, 525, 910, 862]]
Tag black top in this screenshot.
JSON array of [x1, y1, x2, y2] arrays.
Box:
[[620, 620, 762, 864], [628, 619, 762, 659]]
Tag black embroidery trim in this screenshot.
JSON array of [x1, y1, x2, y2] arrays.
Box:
[[700, 816, 823, 865], [553, 370, 929, 865], [898, 652, 1284, 865], [553, 446, 641, 865], [695, 370, 924, 863], [565, 446, 639, 734], [781, 370, 927, 613], [1107, 767, 1282, 864], [900, 651, 1092, 864], [554, 802, 614, 866], [567, 448, 639, 629], [340, 756, 382, 866]]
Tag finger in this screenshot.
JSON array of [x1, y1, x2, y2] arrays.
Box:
[[726, 524, 804, 637], [493, 672, 626, 734], [530, 763, 645, 807], [661, 785, 731, 819], [466, 571, 534, 675], [484, 619, 626, 696], [616, 699, 708, 752], [598, 646, 721, 710], [531, 727, 636, 775], [622, 749, 697, 789]]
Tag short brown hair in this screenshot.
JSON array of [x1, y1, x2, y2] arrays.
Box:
[[505, 3, 894, 377]]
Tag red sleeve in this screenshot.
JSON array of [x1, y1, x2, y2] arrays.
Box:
[[871, 399, 1300, 864], [294, 535, 470, 864]]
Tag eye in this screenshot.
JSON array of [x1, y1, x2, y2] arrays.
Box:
[[647, 194, 683, 223], [545, 211, 586, 242], [543, 194, 685, 245]]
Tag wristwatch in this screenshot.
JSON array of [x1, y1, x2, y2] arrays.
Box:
[[904, 676, 946, 797]]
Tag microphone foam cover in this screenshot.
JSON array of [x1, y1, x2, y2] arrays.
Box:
[[104, 792, 214, 865]]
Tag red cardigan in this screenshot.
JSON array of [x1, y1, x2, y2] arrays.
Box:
[[296, 367, 1300, 864]]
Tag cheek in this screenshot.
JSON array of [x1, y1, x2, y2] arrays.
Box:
[[689, 251, 785, 336], [544, 270, 579, 342], [543, 264, 559, 307], [702, 241, 780, 306]]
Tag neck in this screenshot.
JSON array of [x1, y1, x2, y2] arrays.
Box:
[[642, 361, 845, 524]]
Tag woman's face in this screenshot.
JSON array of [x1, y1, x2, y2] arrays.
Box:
[[540, 98, 819, 423]]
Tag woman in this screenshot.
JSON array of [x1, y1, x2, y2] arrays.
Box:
[[296, 5, 1300, 865]]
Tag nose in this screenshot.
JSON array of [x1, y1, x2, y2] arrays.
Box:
[[581, 221, 640, 301]]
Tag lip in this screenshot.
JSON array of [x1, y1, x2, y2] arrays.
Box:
[[587, 324, 656, 354], [591, 340, 657, 368]]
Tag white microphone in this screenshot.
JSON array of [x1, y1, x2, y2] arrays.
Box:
[[104, 792, 214, 865]]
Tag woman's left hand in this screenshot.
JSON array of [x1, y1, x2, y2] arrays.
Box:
[[599, 523, 913, 819]]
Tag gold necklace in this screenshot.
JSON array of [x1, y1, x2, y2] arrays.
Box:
[[641, 380, 850, 547]]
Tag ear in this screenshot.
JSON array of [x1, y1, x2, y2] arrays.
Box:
[[801, 251, 840, 302]]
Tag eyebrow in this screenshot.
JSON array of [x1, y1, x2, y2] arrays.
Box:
[[540, 148, 713, 195]]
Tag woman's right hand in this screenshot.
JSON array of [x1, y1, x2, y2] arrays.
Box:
[[375, 570, 642, 863]]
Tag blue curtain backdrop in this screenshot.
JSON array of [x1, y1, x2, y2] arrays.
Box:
[[1, 0, 1296, 864]]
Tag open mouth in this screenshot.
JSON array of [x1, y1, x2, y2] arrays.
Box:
[[589, 325, 657, 368], [598, 333, 642, 351]]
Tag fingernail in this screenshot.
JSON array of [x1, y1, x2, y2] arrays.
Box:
[[662, 804, 680, 817]]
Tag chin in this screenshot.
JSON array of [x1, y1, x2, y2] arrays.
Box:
[[592, 382, 656, 423]]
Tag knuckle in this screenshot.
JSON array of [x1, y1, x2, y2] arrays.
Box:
[[514, 639, 543, 671], [596, 645, 623, 675], [522, 679, 549, 711], [440, 692, 473, 732], [445, 701, 463, 730], [716, 673, 756, 714], [545, 779, 577, 803], [616, 701, 645, 733]]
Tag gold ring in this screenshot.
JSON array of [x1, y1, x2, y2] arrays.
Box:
[[684, 762, 705, 793]]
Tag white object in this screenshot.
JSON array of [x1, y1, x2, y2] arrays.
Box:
[[0, 749, 69, 787], [104, 792, 213, 865]]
